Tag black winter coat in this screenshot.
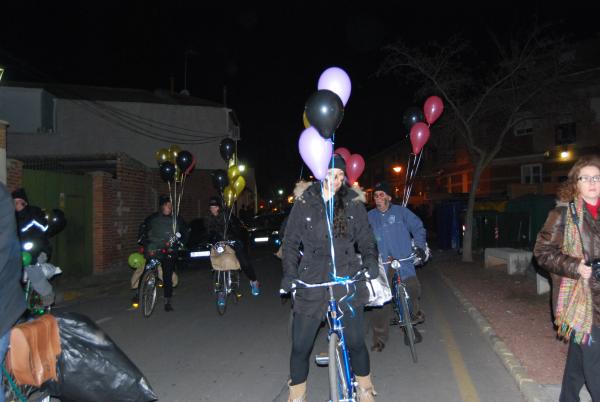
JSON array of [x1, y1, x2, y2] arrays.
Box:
[[16, 204, 51, 261], [281, 182, 379, 319]]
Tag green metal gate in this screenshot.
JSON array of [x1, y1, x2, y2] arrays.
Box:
[[22, 170, 93, 276]]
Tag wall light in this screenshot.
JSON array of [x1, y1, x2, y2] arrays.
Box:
[[560, 150, 570, 160]]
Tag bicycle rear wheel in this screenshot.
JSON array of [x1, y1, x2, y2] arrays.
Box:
[[400, 289, 418, 363], [328, 332, 350, 402], [140, 269, 158, 318]]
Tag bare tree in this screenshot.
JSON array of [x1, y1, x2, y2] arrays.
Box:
[[380, 23, 581, 262]]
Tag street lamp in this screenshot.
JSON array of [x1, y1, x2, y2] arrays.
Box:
[[277, 189, 284, 196], [238, 164, 246, 173], [560, 150, 570, 160], [392, 165, 402, 174]]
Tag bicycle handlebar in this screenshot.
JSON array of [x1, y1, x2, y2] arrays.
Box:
[[291, 270, 368, 290]]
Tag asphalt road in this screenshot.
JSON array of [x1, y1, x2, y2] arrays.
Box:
[[55, 248, 525, 402]]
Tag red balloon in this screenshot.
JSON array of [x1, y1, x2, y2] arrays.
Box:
[[410, 123, 430, 154], [423, 96, 444, 125], [334, 147, 351, 162], [185, 154, 197, 175], [346, 154, 365, 184]]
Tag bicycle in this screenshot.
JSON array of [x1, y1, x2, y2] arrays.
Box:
[[209, 241, 241, 316], [138, 258, 161, 318], [292, 271, 367, 402], [385, 254, 418, 363]]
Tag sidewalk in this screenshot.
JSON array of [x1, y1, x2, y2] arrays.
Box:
[[52, 267, 132, 305], [435, 249, 592, 402]]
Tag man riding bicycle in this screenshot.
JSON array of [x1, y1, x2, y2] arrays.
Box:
[[367, 182, 428, 352], [134, 194, 188, 312], [204, 196, 260, 296]]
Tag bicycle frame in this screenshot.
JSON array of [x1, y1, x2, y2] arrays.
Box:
[[391, 272, 412, 321], [326, 290, 354, 400]]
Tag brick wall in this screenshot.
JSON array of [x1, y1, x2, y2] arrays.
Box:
[[91, 153, 216, 273], [6, 159, 23, 192]]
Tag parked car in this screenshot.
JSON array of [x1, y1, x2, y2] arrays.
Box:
[[244, 213, 287, 248]]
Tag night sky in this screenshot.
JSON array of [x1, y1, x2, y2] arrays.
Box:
[[1, 3, 599, 197]]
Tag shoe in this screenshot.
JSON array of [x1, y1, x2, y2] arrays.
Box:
[[164, 303, 174, 312], [404, 327, 423, 345], [412, 310, 426, 324], [131, 296, 139, 309], [356, 374, 377, 402], [287, 380, 306, 402], [250, 280, 260, 296], [370, 340, 385, 352]]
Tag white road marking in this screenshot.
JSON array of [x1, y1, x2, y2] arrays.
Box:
[[95, 316, 113, 324]]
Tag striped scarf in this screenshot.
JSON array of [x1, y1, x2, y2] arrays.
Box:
[[555, 197, 594, 345]]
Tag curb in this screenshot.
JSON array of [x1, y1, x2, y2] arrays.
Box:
[[440, 273, 549, 402]]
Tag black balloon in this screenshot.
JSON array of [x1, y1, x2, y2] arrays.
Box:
[[159, 161, 176, 182], [47, 208, 67, 238], [305, 89, 344, 139], [402, 106, 424, 131], [176, 150, 193, 172], [219, 139, 235, 162], [211, 169, 229, 191]]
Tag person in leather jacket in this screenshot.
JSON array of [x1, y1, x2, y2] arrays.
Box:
[[280, 155, 379, 402], [534, 155, 600, 401]]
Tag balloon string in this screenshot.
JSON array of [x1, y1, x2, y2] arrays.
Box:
[[403, 151, 423, 206], [403, 153, 414, 206], [177, 173, 187, 223]]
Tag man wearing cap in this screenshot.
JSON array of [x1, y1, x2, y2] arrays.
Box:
[[134, 194, 188, 312], [205, 196, 260, 296], [367, 181, 428, 352], [12, 187, 52, 262]]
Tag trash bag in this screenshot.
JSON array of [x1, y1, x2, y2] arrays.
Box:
[[42, 312, 158, 402]]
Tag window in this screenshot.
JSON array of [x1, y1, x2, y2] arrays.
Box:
[[521, 164, 542, 184], [514, 120, 534, 136], [555, 122, 576, 145]]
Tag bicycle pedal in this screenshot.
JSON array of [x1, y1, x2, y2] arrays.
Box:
[[315, 353, 329, 366]]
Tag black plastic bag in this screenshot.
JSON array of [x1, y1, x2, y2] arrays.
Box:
[[43, 312, 158, 402]]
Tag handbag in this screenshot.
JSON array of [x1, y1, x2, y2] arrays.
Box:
[[366, 257, 392, 307]]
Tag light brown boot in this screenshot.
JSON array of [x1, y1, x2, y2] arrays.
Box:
[[356, 374, 377, 402], [287, 381, 306, 402]]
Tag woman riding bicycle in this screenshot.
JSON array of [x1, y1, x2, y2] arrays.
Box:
[[280, 154, 379, 402]]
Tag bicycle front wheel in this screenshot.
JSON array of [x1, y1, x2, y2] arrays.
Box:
[[400, 289, 418, 363], [328, 332, 350, 402], [140, 269, 158, 318], [215, 271, 227, 315]]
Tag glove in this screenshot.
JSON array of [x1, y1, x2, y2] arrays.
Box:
[[280, 277, 295, 293], [413, 246, 430, 267], [415, 247, 426, 262], [364, 258, 379, 279]]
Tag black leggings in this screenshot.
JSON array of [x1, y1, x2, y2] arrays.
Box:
[[290, 309, 370, 385], [232, 242, 257, 282]]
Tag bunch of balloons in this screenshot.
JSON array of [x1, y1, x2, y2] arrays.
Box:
[[401, 96, 445, 205], [300, 66, 357, 181], [154, 144, 196, 231], [210, 138, 246, 208], [333, 147, 365, 185]]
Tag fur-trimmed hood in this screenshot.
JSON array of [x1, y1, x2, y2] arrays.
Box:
[[292, 180, 366, 204]]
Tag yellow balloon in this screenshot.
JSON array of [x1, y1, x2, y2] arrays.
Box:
[[168, 144, 182, 163], [155, 148, 169, 165], [228, 165, 240, 181], [175, 165, 183, 183], [232, 176, 246, 196], [228, 155, 237, 167], [303, 111, 310, 129], [223, 186, 236, 208]]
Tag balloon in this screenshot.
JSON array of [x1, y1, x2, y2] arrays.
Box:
[[232, 176, 246, 196], [128, 252, 145, 270], [227, 165, 241, 181], [298, 127, 333, 181], [22, 251, 32, 267], [409, 122, 431, 154], [175, 165, 183, 183], [219, 138, 236, 162], [334, 147, 351, 162], [302, 111, 310, 129], [159, 161, 176, 182], [402, 107, 424, 131], [317, 67, 352, 106], [211, 169, 229, 191], [46, 208, 66, 238], [176, 150, 194, 172], [223, 185, 236, 208], [155, 148, 169, 165], [185, 154, 196, 175], [168, 144, 182, 163], [423, 95, 444, 125], [305, 89, 344, 139], [346, 154, 365, 184]]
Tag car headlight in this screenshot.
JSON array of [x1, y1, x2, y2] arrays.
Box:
[[272, 230, 279, 235]]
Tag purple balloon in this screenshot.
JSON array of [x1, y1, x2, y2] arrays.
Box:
[[298, 127, 333, 180], [317, 67, 351, 106]]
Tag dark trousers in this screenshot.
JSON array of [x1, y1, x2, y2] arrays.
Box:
[[290, 310, 370, 385], [232, 242, 257, 282], [369, 272, 421, 345], [161, 257, 175, 299], [560, 325, 600, 402]]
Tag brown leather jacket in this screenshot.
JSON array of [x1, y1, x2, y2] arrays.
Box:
[[534, 203, 600, 323]]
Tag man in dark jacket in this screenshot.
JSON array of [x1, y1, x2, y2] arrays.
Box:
[[205, 196, 260, 296], [136, 194, 188, 312], [12, 187, 51, 262], [1, 183, 27, 398]]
